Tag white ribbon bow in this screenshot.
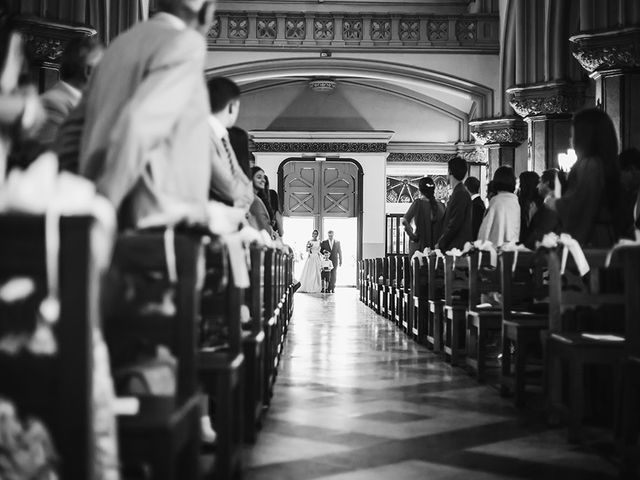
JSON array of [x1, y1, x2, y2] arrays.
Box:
[[473, 239, 498, 268], [499, 242, 532, 273]]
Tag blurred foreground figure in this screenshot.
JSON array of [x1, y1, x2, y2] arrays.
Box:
[[78, 0, 217, 229]]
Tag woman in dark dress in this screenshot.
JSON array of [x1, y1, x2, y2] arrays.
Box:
[[402, 176, 445, 256], [550, 109, 620, 247]]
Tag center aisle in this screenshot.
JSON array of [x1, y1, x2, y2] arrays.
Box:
[[243, 289, 615, 480]]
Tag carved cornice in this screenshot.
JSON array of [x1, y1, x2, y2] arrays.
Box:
[[386, 152, 455, 163], [468, 117, 527, 146], [208, 12, 498, 53], [253, 142, 387, 152], [506, 81, 585, 118], [13, 16, 96, 64], [570, 27, 640, 73]]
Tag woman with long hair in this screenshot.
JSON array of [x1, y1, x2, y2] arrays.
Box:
[[551, 108, 620, 247], [477, 166, 520, 246], [248, 167, 277, 238], [517, 171, 541, 243], [402, 176, 445, 256]]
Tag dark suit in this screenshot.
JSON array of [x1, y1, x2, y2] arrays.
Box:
[[437, 182, 472, 251], [471, 195, 486, 240], [320, 239, 342, 291]]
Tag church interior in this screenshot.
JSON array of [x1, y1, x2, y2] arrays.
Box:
[[1, 0, 640, 479]]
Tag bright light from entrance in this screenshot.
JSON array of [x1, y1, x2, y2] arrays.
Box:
[[282, 216, 358, 287]]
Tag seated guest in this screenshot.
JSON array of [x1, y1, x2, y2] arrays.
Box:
[[523, 169, 565, 249], [435, 156, 472, 251], [517, 171, 541, 243], [477, 166, 520, 246], [77, 0, 217, 229], [263, 174, 284, 237], [549, 108, 620, 247], [207, 77, 253, 208], [464, 176, 485, 240], [227, 126, 251, 178], [402, 176, 445, 256], [618, 148, 640, 238], [39, 36, 103, 149], [249, 166, 277, 239]]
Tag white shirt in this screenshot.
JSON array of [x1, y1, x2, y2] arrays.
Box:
[[154, 12, 186, 30], [208, 115, 228, 140]]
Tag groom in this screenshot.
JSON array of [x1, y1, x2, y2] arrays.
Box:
[[320, 230, 342, 293]]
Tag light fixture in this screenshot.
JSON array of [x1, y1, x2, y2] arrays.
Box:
[[557, 148, 577, 172], [309, 78, 336, 92]]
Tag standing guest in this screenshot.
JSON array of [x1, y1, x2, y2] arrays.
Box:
[[207, 76, 253, 208], [549, 108, 620, 247], [248, 166, 277, 238], [39, 36, 103, 149], [402, 176, 445, 256], [464, 176, 485, 240], [477, 166, 520, 246], [523, 169, 565, 248], [77, 0, 217, 229], [268, 189, 284, 237], [517, 171, 541, 243], [435, 156, 472, 251], [227, 126, 251, 178], [320, 230, 342, 293], [486, 180, 497, 201], [617, 148, 640, 238]]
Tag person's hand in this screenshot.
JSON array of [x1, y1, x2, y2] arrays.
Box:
[[17, 86, 46, 138]]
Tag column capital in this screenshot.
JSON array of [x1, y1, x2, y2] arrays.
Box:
[[506, 81, 586, 118], [570, 27, 640, 73], [468, 117, 527, 146]]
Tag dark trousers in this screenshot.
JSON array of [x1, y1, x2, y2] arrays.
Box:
[[329, 261, 338, 290]]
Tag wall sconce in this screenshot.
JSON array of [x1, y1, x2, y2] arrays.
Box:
[[557, 148, 577, 172]]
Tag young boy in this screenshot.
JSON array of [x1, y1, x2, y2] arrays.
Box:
[[320, 251, 334, 293]]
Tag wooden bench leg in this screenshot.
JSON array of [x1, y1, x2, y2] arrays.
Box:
[[568, 358, 584, 443], [500, 327, 511, 397], [514, 334, 527, 407]]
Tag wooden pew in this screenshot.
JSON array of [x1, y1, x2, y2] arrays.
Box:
[[387, 255, 397, 321], [399, 255, 412, 333], [243, 245, 266, 443], [443, 253, 469, 366], [545, 247, 626, 443], [107, 228, 204, 480], [378, 257, 388, 315], [465, 249, 502, 381], [426, 251, 445, 352], [616, 245, 640, 476], [411, 255, 428, 344], [197, 239, 244, 479], [0, 214, 99, 480], [498, 250, 548, 406], [262, 248, 277, 407]]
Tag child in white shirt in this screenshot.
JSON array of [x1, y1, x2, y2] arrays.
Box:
[[320, 251, 333, 293]]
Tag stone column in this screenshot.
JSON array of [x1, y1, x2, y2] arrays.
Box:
[[469, 117, 527, 182], [506, 81, 585, 173], [570, 27, 640, 150]]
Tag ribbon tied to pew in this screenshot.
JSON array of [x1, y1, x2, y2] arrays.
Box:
[[445, 247, 465, 270], [499, 242, 532, 273], [0, 152, 116, 356], [472, 240, 498, 268], [604, 230, 640, 268], [536, 232, 590, 277]]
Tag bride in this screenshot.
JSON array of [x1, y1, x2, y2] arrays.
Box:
[[298, 229, 322, 293]]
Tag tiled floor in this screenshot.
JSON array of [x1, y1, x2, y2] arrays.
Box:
[[243, 288, 618, 480]]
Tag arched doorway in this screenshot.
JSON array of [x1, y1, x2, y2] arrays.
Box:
[[279, 158, 362, 287]]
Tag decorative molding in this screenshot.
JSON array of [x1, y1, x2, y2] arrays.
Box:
[[253, 142, 387, 153], [208, 16, 221, 39], [314, 17, 335, 40], [13, 16, 96, 64], [570, 27, 640, 73], [386, 152, 454, 163], [469, 117, 527, 146], [506, 81, 586, 117], [207, 12, 498, 52], [309, 78, 337, 92], [343, 17, 363, 40]]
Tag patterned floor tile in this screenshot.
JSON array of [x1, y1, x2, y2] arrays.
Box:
[[244, 289, 617, 480]]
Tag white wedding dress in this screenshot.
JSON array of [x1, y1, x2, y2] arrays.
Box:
[[298, 240, 322, 293]]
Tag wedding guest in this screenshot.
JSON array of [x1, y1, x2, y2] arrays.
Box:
[[477, 166, 520, 246], [435, 157, 472, 251], [549, 108, 620, 247], [39, 36, 103, 149], [207, 76, 253, 208], [227, 126, 251, 178], [618, 148, 640, 238], [248, 166, 276, 238], [402, 176, 445, 256], [464, 176, 485, 240], [320, 250, 334, 293], [523, 169, 565, 249], [517, 171, 541, 243], [77, 0, 217, 229]]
